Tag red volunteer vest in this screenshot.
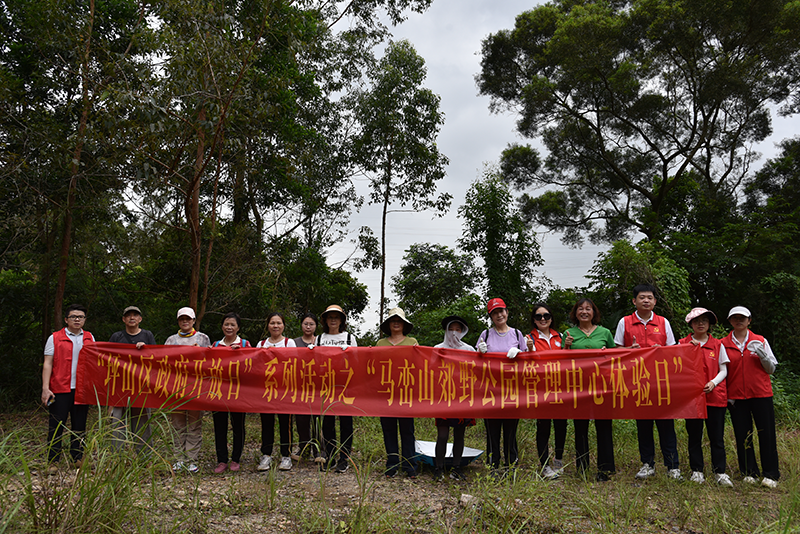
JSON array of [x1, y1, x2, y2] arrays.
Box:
[[679, 335, 727, 407], [623, 313, 668, 347], [721, 331, 772, 399], [50, 328, 94, 394], [529, 328, 563, 351]]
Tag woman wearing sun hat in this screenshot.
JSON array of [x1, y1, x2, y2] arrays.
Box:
[[376, 307, 419, 477], [316, 304, 358, 473], [720, 306, 780, 488], [678, 307, 733, 487], [476, 298, 527, 473]]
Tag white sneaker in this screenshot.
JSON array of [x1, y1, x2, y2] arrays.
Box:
[[186, 463, 199, 474], [541, 465, 560, 480], [667, 468, 682, 480], [689, 471, 704, 483], [715, 473, 733, 487], [278, 456, 293, 471], [761, 477, 778, 489], [743, 476, 758, 484], [172, 461, 184, 472], [635, 464, 655, 479], [257, 455, 273, 471]]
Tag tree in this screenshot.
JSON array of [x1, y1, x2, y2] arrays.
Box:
[[352, 39, 450, 322], [458, 170, 544, 327], [391, 243, 478, 314], [477, 0, 800, 246]]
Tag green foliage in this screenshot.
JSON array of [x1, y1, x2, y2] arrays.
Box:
[[478, 0, 800, 245], [458, 170, 544, 327], [587, 240, 691, 331], [390, 243, 478, 315], [403, 294, 485, 348]]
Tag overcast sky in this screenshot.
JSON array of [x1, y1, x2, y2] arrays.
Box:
[[328, 0, 795, 331]]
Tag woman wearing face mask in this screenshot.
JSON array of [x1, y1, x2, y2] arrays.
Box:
[[256, 312, 296, 472], [432, 315, 476, 480], [525, 303, 566, 480]]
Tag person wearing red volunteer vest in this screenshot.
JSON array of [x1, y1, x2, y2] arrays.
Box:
[[614, 284, 680, 480], [525, 303, 567, 481], [41, 304, 94, 472], [679, 308, 733, 487], [722, 306, 780, 489]]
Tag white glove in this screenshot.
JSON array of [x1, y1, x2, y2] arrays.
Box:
[[747, 340, 768, 359], [477, 341, 488, 353], [307, 344, 315, 350], [507, 347, 521, 359], [342, 345, 348, 351]]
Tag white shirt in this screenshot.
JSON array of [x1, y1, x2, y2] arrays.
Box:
[[256, 338, 297, 348], [317, 332, 357, 347], [44, 329, 94, 389]]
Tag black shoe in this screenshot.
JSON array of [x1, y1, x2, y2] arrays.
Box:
[[433, 467, 444, 480], [595, 471, 610, 482], [449, 467, 465, 481], [334, 458, 349, 473]]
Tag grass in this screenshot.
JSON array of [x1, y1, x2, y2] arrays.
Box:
[[0, 406, 797, 533]]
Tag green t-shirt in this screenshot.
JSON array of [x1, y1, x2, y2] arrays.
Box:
[[375, 336, 418, 347], [564, 326, 615, 350]]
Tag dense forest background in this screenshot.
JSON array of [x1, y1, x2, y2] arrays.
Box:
[[2, 0, 800, 416]]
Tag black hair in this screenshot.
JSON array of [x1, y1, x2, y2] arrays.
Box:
[[570, 298, 601, 325], [300, 312, 318, 326], [632, 284, 658, 298], [322, 310, 346, 334], [222, 312, 241, 328], [65, 304, 88, 317], [530, 302, 554, 329], [267, 312, 285, 324]]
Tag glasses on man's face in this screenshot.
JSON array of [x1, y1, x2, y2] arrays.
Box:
[[533, 313, 552, 321], [67, 315, 86, 321]]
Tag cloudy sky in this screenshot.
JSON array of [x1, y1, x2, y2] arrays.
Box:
[[328, 0, 794, 330]]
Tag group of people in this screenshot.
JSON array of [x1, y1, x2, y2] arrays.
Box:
[[41, 284, 781, 489]]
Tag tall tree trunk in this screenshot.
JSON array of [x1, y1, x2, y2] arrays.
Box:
[[187, 107, 205, 311], [53, 0, 94, 325], [379, 154, 393, 325]]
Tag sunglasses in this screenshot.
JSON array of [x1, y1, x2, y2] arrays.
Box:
[[534, 313, 552, 321]]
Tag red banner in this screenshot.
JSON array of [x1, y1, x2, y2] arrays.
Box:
[[75, 343, 707, 419]]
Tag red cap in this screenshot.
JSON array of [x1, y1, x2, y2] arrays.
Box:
[[487, 298, 507, 315]]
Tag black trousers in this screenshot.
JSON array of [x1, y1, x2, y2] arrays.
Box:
[[685, 405, 727, 474], [536, 418, 567, 466], [46, 390, 89, 463], [260, 413, 291, 457], [294, 414, 317, 457], [380, 417, 417, 475], [728, 397, 780, 480], [213, 411, 245, 463], [637, 419, 679, 469], [574, 419, 615, 474], [484, 418, 518, 468], [321, 415, 353, 462]]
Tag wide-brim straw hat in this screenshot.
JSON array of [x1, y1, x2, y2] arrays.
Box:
[[380, 307, 413, 336], [321, 304, 346, 323]]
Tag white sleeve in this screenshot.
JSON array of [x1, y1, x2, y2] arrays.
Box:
[[286, 339, 296, 348], [663, 319, 676, 346], [760, 339, 778, 374], [44, 334, 56, 356], [613, 319, 626, 346], [717, 344, 730, 365], [711, 362, 728, 386]]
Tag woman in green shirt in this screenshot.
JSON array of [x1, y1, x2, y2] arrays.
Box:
[[563, 298, 616, 481], [376, 308, 419, 477]]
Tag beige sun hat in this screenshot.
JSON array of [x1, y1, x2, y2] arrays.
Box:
[[380, 307, 413, 336]]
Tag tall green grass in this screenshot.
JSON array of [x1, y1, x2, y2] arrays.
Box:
[[1, 409, 798, 533]]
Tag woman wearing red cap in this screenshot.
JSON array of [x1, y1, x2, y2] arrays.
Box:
[[476, 298, 527, 473], [678, 308, 732, 487]]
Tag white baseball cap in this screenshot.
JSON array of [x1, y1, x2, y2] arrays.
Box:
[[727, 306, 751, 318], [177, 307, 196, 319]]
